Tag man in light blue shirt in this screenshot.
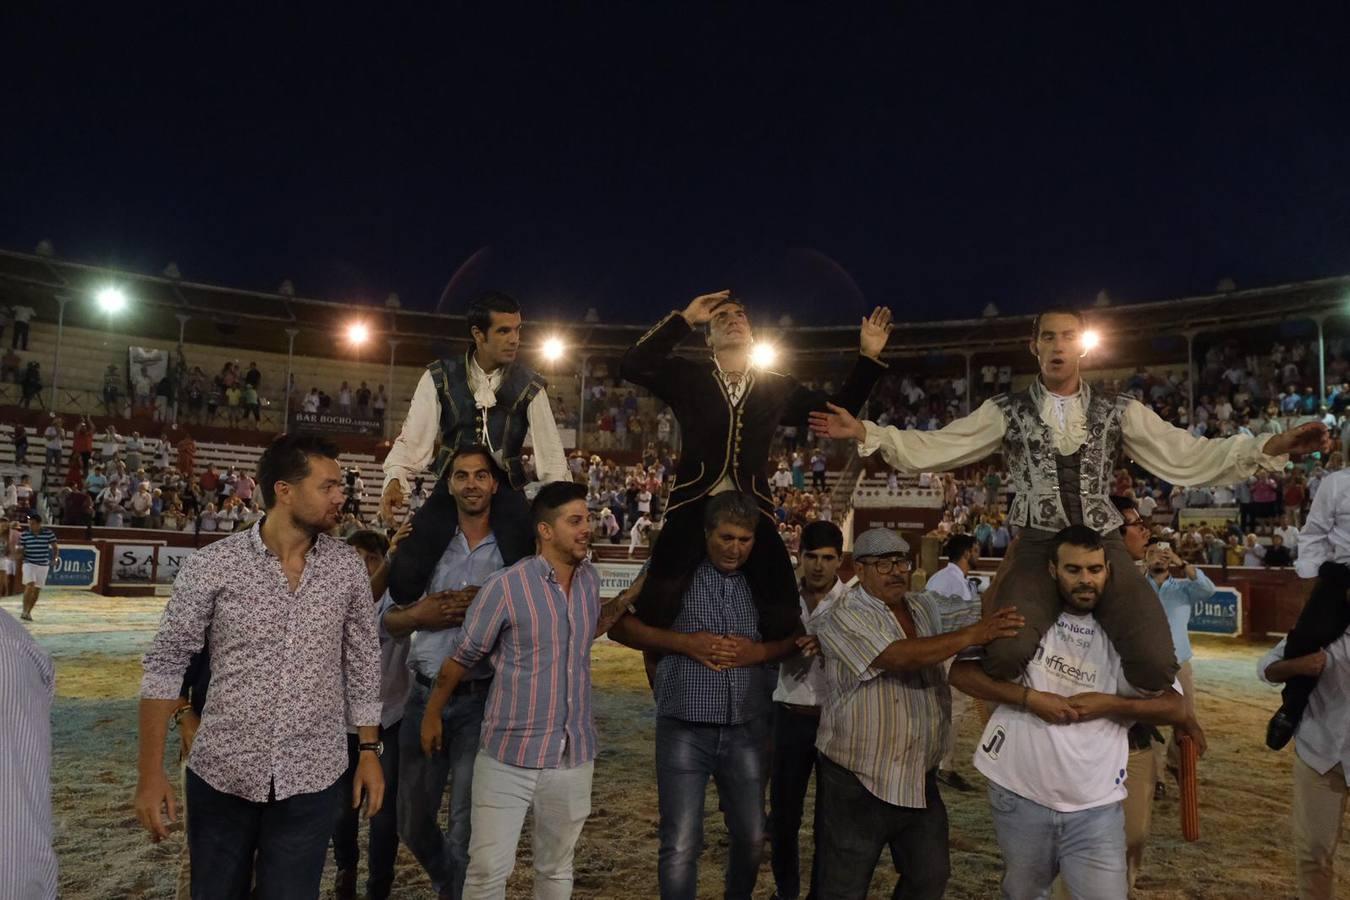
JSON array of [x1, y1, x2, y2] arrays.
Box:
[[1143, 538, 1214, 776], [380, 446, 516, 900]]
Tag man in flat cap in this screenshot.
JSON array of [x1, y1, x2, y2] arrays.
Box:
[[811, 528, 1024, 900]]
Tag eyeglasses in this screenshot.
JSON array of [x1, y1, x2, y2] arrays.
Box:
[[862, 557, 913, 575], [1122, 519, 1148, 530]]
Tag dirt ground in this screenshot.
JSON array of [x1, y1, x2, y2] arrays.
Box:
[[9, 590, 1347, 899]]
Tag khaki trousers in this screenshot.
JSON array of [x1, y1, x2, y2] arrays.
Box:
[[1159, 661, 1197, 776], [1292, 756, 1347, 900]]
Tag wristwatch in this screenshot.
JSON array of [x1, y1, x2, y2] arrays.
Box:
[[359, 741, 384, 758]]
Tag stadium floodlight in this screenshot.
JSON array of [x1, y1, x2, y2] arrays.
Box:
[[346, 321, 370, 345], [96, 286, 127, 314], [750, 342, 778, 369], [542, 336, 565, 362], [1080, 329, 1101, 354]]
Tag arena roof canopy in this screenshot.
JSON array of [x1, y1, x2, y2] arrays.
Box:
[[1, 247, 1348, 365]]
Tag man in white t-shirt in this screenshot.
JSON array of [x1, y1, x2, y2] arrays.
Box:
[[1274, 514, 1301, 556], [951, 525, 1192, 899]]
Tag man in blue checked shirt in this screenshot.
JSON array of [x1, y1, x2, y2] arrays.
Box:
[[610, 491, 802, 900]]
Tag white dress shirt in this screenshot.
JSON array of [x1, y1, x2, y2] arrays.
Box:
[[924, 562, 977, 605], [1259, 632, 1350, 785], [383, 355, 569, 492], [1294, 468, 1350, 579], [857, 385, 1287, 488], [773, 578, 847, 706]]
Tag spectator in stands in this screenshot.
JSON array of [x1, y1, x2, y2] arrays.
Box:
[[629, 511, 654, 558], [0, 345, 19, 382], [2, 478, 15, 518], [176, 432, 197, 477], [198, 502, 218, 533], [155, 432, 173, 471], [1265, 534, 1295, 568], [99, 482, 127, 528], [103, 364, 122, 416], [10, 303, 34, 350], [19, 361, 43, 408], [1284, 473, 1308, 527], [224, 380, 242, 426], [1252, 472, 1280, 522], [356, 381, 372, 412], [12, 423, 27, 466], [304, 388, 321, 413], [43, 417, 63, 477], [200, 464, 221, 502], [130, 483, 154, 529], [234, 470, 256, 508], [72, 416, 93, 474], [99, 424, 120, 463], [14, 475, 34, 516], [125, 431, 144, 472], [155, 371, 174, 424], [1243, 534, 1267, 567], [373, 384, 387, 421], [64, 483, 94, 528], [244, 362, 262, 391], [338, 381, 353, 413], [991, 517, 1011, 557]]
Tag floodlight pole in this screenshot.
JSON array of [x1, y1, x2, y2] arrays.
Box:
[[282, 328, 300, 427], [49, 296, 69, 410], [1315, 315, 1327, 412], [962, 350, 973, 414], [577, 354, 589, 452], [1184, 330, 1196, 426]]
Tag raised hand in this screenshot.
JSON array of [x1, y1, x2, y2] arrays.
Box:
[[808, 402, 866, 442], [379, 481, 406, 527], [388, 520, 414, 557], [681, 290, 733, 327], [859, 306, 895, 360]]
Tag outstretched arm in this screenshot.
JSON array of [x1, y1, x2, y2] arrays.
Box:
[[781, 307, 892, 426], [1120, 400, 1322, 488], [619, 292, 727, 401], [809, 398, 1006, 474]]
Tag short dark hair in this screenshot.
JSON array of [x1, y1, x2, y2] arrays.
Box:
[[467, 291, 521, 339], [801, 521, 844, 554], [943, 534, 978, 561], [448, 444, 497, 478], [531, 481, 588, 528], [1110, 495, 1137, 514], [257, 433, 340, 508], [1050, 524, 1105, 563], [346, 529, 390, 558], [1031, 306, 1087, 340], [703, 491, 759, 533]]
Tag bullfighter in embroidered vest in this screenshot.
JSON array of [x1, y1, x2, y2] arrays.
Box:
[[620, 290, 893, 640], [811, 307, 1329, 690], [380, 291, 569, 604]]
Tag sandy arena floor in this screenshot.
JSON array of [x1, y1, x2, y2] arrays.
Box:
[[8, 590, 1346, 899]]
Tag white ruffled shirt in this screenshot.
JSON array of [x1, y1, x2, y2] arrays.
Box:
[[857, 380, 1287, 489]]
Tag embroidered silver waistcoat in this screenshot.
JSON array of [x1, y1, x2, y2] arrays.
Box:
[[993, 381, 1131, 534]]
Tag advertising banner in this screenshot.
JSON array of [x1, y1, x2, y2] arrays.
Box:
[[111, 544, 159, 584], [593, 561, 643, 599], [288, 409, 384, 436], [156, 546, 197, 584], [45, 545, 99, 589], [1189, 587, 1242, 637]]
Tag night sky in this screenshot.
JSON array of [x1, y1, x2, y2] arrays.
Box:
[[4, 6, 1349, 325]]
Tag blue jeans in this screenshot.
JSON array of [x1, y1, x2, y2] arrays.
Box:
[[815, 755, 949, 900], [186, 767, 343, 900], [332, 723, 402, 898], [655, 715, 767, 900], [397, 682, 487, 900], [987, 781, 1127, 900]]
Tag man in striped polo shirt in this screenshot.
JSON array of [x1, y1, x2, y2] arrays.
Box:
[[18, 513, 59, 622], [419, 481, 612, 900], [812, 528, 1023, 900]]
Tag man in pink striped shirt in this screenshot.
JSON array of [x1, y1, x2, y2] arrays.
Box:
[[420, 481, 616, 899]]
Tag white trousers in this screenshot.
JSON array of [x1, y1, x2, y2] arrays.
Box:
[[463, 751, 595, 900]]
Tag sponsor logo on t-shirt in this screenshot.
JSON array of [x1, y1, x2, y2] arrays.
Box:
[[980, 725, 1007, 760], [1032, 640, 1099, 688]]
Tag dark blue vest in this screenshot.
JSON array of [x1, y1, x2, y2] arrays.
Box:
[[427, 351, 547, 490]]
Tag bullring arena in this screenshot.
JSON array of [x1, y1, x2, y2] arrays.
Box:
[[4, 247, 1349, 897]]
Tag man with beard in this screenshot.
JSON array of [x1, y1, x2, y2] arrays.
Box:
[[621, 290, 892, 649], [135, 433, 384, 899], [811, 307, 1328, 692], [380, 446, 517, 900], [420, 481, 619, 900], [380, 291, 568, 607], [951, 526, 1192, 900]]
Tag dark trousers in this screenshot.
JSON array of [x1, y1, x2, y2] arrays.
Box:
[[333, 723, 401, 898], [1239, 502, 1257, 532], [982, 528, 1178, 691], [812, 471, 827, 491], [186, 767, 343, 900], [387, 474, 533, 605], [1280, 562, 1350, 722], [637, 496, 800, 640], [815, 756, 949, 900], [12, 321, 28, 350], [769, 704, 822, 900]]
